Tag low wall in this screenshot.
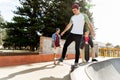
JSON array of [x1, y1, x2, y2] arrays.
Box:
[[39, 36, 99, 55], [0, 36, 99, 67], [39, 36, 75, 54], [0, 53, 75, 67]]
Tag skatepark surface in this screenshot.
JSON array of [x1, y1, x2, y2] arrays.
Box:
[[71, 58, 120, 80], [0, 57, 119, 80]]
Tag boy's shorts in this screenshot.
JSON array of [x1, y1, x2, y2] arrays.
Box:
[[52, 47, 61, 53]]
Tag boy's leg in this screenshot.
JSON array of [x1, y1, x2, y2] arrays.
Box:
[[80, 42, 86, 62], [88, 38, 95, 58], [74, 35, 82, 65], [52, 48, 56, 64], [89, 38, 97, 61], [53, 47, 60, 64], [59, 34, 73, 62], [81, 49, 86, 62], [54, 53, 56, 64], [91, 48, 95, 59]]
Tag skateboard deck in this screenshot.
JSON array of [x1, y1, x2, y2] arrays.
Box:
[[84, 44, 90, 62]]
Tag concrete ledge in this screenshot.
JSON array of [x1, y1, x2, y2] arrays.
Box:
[[0, 53, 75, 67]]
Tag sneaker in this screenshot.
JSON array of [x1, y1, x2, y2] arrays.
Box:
[[74, 63, 79, 68], [54, 58, 57, 60], [58, 58, 63, 62], [82, 60, 86, 63], [54, 62, 56, 65], [92, 59, 98, 62], [56, 58, 63, 65]]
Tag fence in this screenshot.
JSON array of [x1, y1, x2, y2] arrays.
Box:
[[99, 48, 120, 57]]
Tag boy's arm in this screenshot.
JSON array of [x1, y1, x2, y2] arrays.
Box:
[[88, 23, 95, 37], [61, 23, 72, 36], [84, 14, 95, 37], [59, 35, 61, 47], [52, 34, 56, 48], [61, 17, 73, 36]]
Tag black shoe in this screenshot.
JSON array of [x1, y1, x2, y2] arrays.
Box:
[[58, 58, 63, 62], [92, 59, 98, 62], [56, 58, 63, 65], [74, 63, 79, 68]]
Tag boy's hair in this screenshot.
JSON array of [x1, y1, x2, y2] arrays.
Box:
[[83, 30, 90, 35], [86, 30, 90, 33], [56, 28, 60, 32], [72, 4, 79, 9]]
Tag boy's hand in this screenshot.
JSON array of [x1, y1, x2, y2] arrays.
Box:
[[61, 31, 65, 36], [85, 42, 88, 44]]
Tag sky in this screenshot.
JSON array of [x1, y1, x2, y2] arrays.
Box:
[[91, 0, 120, 46], [0, 0, 120, 46], [0, 0, 20, 21]]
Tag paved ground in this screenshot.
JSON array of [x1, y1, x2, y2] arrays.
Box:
[[0, 57, 112, 80], [0, 60, 72, 80]]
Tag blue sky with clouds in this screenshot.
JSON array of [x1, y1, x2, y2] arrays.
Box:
[[0, 0, 120, 46]]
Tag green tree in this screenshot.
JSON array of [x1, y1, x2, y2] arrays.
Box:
[[3, 0, 44, 51], [0, 12, 6, 45], [42, 0, 94, 37], [106, 42, 113, 48], [0, 12, 5, 28], [42, 0, 74, 37], [114, 45, 120, 48], [3, 0, 94, 51]]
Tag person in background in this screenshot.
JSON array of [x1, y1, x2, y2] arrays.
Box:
[[52, 28, 61, 64], [80, 30, 97, 63]]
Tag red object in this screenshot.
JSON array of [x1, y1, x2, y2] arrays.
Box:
[[0, 53, 76, 67], [85, 36, 89, 42], [72, 4, 79, 9], [55, 34, 60, 47]]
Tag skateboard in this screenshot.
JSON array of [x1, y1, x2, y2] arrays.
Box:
[[55, 58, 92, 73], [70, 65, 78, 73], [84, 44, 90, 62], [54, 59, 78, 72], [70, 62, 91, 73]]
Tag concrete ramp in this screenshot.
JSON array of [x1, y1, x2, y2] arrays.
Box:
[[71, 58, 120, 80]]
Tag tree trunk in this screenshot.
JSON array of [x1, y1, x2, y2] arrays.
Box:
[[30, 45, 34, 51]]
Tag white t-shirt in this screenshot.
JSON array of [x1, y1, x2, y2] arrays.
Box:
[[70, 13, 86, 35]]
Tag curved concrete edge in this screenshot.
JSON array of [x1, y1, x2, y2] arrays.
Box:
[[86, 59, 120, 80], [70, 58, 120, 80], [108, 58, 120, 73], [70, 63, 93, 80]]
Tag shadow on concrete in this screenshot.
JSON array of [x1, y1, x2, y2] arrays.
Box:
[[0, 63, 59, 80], [78, 62, 90, 66], [40, 74, 71, 80]]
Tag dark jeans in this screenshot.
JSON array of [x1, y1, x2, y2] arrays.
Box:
[[61, 33, 82, 63]]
